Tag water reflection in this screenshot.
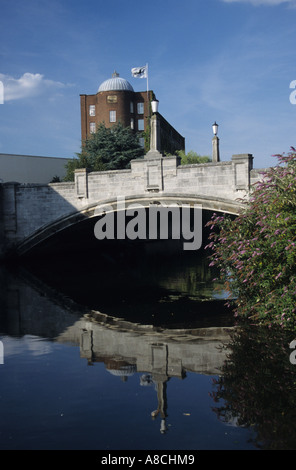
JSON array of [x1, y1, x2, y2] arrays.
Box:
[[0, 247, 295, 449], [210, 324, 296, 450], [69, 311, 232, 437], [0, 260, 237, 449], [20, 246, 232, 329]]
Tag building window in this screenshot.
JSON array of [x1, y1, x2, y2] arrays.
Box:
[[137, 102, 144, 114], [110, 110, 116, 123], [90, 122, 96, 134], [138, 119, 144, 131], [130, 102, 134, 113], [89, 105, 96, 116], [130, 118, 134, 130]]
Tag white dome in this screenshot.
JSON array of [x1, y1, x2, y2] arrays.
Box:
[[107, 365, 136, 377], [98, 72, 134, 93]]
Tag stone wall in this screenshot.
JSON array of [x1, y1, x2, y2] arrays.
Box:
[[0, 153, 256, 256]]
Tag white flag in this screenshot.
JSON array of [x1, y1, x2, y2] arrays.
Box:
[[131, 65, 147, 78]]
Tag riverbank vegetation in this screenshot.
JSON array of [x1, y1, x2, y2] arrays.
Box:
[[205, 148, 296, 330]]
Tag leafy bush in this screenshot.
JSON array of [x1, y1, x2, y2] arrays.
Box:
[[205, 148, 296, 329], [176, 150, 211, 165]]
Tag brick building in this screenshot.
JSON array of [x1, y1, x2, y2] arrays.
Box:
[[80, 71, 185, 155]]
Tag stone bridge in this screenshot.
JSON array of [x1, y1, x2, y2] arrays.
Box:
[[0, 151, 261, 258]]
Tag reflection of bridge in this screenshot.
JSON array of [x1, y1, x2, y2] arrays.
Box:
[[59, 311, 232, 377], [59, 312, 232, 435], [0, 150, 261, 257], [1, 266, 233, 435], [1, 265, 232, 378]]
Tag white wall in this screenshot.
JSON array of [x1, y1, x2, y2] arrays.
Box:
[[0, 153, 71, 184]]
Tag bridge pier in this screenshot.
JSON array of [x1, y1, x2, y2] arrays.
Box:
[[0, 182, 20, 258], [75, 168, 89, 199], [232, 154, 253, 190]]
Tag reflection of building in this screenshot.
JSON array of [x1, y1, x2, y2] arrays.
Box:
[[80, 71, 185, 155]]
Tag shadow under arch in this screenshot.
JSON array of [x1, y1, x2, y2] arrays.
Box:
[[13, 193, 242, 258]]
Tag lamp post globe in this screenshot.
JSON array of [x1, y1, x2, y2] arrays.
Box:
[[151, 100, 159, 114], [212, 121, 218, 136]]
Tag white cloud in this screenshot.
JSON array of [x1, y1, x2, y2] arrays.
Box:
[[221, 0, 296, 5], [0, 72, 69, 101]]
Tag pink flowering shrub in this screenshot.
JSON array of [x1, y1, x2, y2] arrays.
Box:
[[205, 148, 296, 329]]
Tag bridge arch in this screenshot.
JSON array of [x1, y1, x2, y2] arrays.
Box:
[[14, 193, 243, 257]]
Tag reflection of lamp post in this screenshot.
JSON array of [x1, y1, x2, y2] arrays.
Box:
[[151, 379, 168, 434], [146, 99, 161, 157], [212, 121, 220, 163]]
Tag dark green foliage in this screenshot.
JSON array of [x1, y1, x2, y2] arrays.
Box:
[[64, 122, 144, 181], [50, 175, 61, 183], [176, 150, 211, 164], [205, 148, 296, 329]]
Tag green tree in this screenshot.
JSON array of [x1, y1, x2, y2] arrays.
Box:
[[64, 122, 144, 181], [176, 150, 211, 165], [205, 148, 296, 329], [50, 175, 61, 183]]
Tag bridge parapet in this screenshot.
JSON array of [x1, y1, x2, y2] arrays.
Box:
[[74, 152, 254, 203]]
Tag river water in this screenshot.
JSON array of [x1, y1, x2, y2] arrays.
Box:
[[0, 240, 296, 451]]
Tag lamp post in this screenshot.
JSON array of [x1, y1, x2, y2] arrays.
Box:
[[212, 121, 220, 163], [212, 121, 218, 136], [146, 99, 161, 157], [151, 99, 159, 114]]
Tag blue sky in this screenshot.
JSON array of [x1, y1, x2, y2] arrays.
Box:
[[0, 0, 295, 169]]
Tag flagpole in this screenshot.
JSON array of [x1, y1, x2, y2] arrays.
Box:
[[146, 63, 149, 102], [146, 63, 150, 118]]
